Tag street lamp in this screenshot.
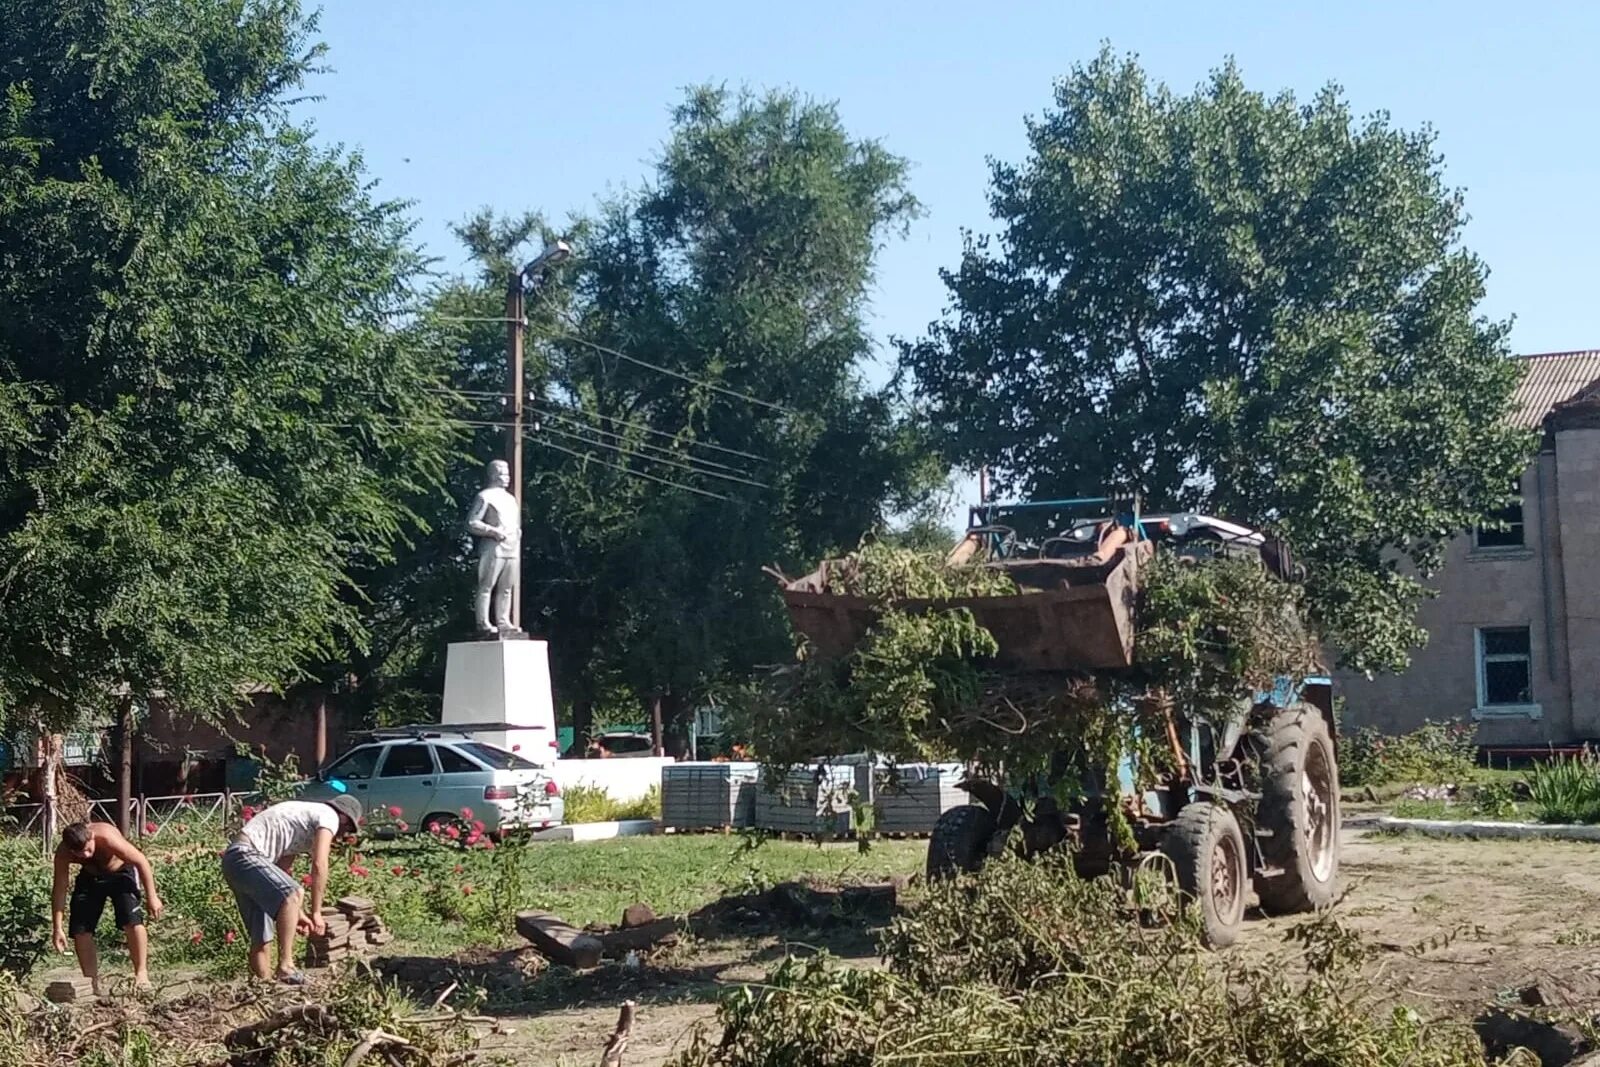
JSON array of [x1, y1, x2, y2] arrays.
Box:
[[504, 240, 572, 631]]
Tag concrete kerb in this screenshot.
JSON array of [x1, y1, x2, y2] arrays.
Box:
[[1361, 816, 1600, 843], [530, 819, 658, 843]]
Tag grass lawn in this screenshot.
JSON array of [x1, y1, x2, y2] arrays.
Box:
[[507, 835, 926, 927]]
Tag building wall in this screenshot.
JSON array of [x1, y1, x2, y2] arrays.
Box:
[[1555, 427, 1600, 737], [1336, 452, 1577, 744]]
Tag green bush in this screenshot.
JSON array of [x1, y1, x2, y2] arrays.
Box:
[[562, 785, 661, 824], [0, 841, 49, 979], [1526, 750, 1600, 824], [1339, 720, 1477, 787]]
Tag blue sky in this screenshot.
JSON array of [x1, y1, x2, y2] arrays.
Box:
[[304, 1, 1600, 512]]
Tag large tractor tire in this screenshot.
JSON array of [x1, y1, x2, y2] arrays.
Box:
[[1251, 703, 1341, 914], [1162, 801, 1248, 948], [926, 804, 996, 882]]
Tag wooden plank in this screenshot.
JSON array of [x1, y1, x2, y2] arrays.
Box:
[[599, 918, 683, 957], [515, 910, 604, 969]]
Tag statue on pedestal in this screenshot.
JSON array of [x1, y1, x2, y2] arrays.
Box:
[[466, 459, 522, 637]]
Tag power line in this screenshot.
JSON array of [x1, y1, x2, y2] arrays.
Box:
[[538, 422, 770, 489], [536, 407, 762, 480], [553, 332, 796, 415], [531, 401, 771, 465], [529, 435, 733, 502]]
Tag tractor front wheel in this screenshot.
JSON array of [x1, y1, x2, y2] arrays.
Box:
[[1251, 703, 1340, 914], [1162, 802, 1248, 948], [926, 804, 996, 882]]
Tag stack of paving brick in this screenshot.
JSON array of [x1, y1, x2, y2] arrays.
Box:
[[43, 977, 94, 1004], [305, 895, 392, 967]]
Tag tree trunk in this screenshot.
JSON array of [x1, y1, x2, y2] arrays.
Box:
[[649, 694, 664, 758], [39, 727, 60, 846], [117, 698, 134, 836], [314, 691, 328, 771], [571, 696, 594, 758], [661, 693, 690, 760]]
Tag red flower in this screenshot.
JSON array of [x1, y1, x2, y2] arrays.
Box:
[[391, 866, 404, 876], [190, 930, 203, 944], [459, 807, 475, 820], [242, 805, 256, 820], [387, 806, 402, 818], [144, 821, 157, 834], [466, 832, 481, 846], [350, 865, 370, 878], [225, 931, 237, 944], [461, 884, 474, 896], [409, 868, 422, 877], [300, 874, 313, 886], [444, 825, 461, 840]]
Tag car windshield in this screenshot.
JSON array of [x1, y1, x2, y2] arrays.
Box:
[[456, 742, 539, 771]]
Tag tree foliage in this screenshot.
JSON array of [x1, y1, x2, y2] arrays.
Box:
[[0, 0, 456, 728], [902, 49, 1534, 673], [362, 87, 940, 744]]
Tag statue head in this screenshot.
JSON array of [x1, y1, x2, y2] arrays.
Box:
[[485, 459, 510, 489]]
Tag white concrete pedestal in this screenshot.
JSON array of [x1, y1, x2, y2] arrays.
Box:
[[442, 640, 558, 763]]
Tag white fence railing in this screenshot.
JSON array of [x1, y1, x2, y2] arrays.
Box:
[[0, 791, 259, 854]]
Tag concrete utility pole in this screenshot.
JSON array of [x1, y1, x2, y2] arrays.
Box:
[[504, 240, 572, 631]]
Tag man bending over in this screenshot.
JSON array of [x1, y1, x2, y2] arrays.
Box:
[[50, 821, 163, 994], [221, 795, 361, 984]]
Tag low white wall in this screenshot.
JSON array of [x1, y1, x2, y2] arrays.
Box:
[[552, 758, 670, 803]]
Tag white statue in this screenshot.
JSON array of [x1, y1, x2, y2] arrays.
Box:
[[466, 459, 522, 636]]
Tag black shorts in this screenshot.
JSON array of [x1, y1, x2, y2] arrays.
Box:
[[67, 867, 144, 936]]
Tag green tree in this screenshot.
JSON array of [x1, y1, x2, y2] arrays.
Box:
[[399, 88, 939, 751], [902, 50, 1533, 673], [0, 1, 455, 732]]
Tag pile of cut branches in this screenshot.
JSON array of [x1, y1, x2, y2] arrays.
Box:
[[669, 851, 1497, 1067], [735, 543, 1321, 805]]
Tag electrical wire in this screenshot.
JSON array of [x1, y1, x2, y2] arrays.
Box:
[[528, 434, 733, 502], [538, 422, 769, 489], [553, 332, 795, 415], [536, 407, 763, 480], [530, 401, 771, 465]]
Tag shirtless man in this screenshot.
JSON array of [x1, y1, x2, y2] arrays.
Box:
[[50, 822, 163, 994]]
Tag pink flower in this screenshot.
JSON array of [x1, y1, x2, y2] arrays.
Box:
[[350, 865, 370, 878], [461, 884, 474, 896], [190, 930, 203, 944], [444, 825, 460, 840], [459, 807, 475, 820], [225, 931, 237, 944], [479, 840, 495, 851], [241, 805, 256, 820], [387, 806, 402, 818], [144, 821, 157, 834], [396, 821, 409, 832], [300, 874, 312, 887], [465, 832, 481, 846], [471, 820, 485, 834]]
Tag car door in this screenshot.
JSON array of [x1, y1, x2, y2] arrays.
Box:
[[314, 744, 384, 804], [431, 743, 486, 827], [372, 743, 440, 828]]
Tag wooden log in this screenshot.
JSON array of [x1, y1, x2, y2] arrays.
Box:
[[515, 910, 604, 970], [599, 918, 684, 958]]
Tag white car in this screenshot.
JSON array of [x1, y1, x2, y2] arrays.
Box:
[[301, 730, 564, 836]]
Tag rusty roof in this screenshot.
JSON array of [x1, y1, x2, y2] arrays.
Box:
[[1511, 350, 1600, 428]]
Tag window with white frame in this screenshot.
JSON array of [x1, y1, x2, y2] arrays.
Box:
[[1474, 482, 1525, 549], [1477, 627, 1533, 707]]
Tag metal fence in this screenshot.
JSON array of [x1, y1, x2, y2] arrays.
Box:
[[0, 791, 260, 853]]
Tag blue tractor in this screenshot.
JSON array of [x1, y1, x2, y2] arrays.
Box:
[[778, 496, 1340, 946]]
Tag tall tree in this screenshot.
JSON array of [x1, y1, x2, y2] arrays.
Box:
[[902, 50, 1533, 674], [0, 1, 455, 732]]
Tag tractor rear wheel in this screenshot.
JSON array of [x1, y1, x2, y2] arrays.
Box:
[[926, 804, 996, 882], [1251, 703, 1340, 914], [1162, 802, 1248, 948]]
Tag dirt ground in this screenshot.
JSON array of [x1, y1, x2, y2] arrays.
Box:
[[472, 829, 1600, 1067]]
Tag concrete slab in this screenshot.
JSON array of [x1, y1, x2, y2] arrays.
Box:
[[531, 819, 658, 842]]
